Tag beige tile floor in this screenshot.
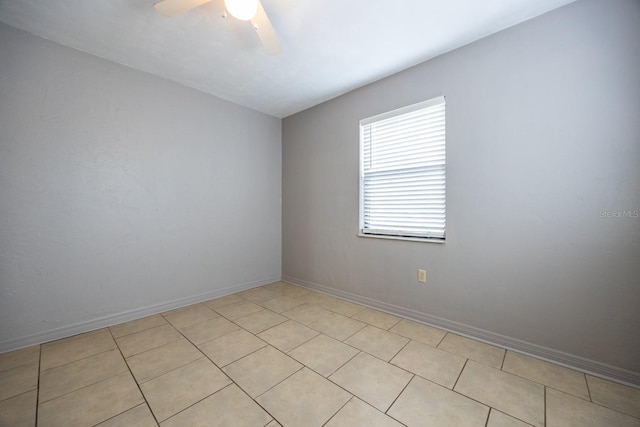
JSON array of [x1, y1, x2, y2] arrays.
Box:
[[1, 281, 639, 427]]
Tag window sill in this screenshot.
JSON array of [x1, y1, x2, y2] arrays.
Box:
[[357, 233, 445, 244]]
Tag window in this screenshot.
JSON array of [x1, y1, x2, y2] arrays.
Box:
[[359, 96, 446, 241]]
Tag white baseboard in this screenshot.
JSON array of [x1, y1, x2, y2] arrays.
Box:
[[282, 275, 640, 388], [0, 276, 279, 354]]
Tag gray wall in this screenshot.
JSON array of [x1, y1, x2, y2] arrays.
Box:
[[0, 23, 282, 350], [282, 0, 640, 376]]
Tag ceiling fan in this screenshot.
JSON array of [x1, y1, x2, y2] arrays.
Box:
[[154, 0, 282, 55]]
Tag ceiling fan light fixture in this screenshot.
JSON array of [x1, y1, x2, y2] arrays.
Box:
[[224, 0, 258, 21]]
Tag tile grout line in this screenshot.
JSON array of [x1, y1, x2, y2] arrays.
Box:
[[39, 329, 106, 348], [435, 331, 448, 347], [36, 367, 131, 407], [289, 344, 352, 381], [198, 327, 270, 370], [444, 375, 509, 416], [164, 312, 222, 333], [584, 373, 592, 402], [494, 409, 536, 427], [159, 382, 237, 425], [312, 369, 361, 420], [230, 306, 290, 335], [384, 373, 415, 417], [388, 338, 411, 362], [138, 355, 210, 386], [39, 346, 117, 374], [94, 403, 154, 427], [309, 321, 365, 343], [0, 360, 35, 376], [483, 407, 491, 427], [265, 324, 320, 354], [544, 386, 547, 427], [549, 387, 640, 420], [35, 344, 42, 427], [108, 327, 161, 426], [344, 342, 403, 364], [320, 395, 353, 427], [249, 345, 305, 398], [500, 348, 507, 370], [325, 349, 362, 378], [111, 318, 169, 340], [452, 358, 469, 390], [245, 379, 285, 426], [115, 323, 184, 359], [217, 340, 269, 369], [385, 317, 403, 331], [386, 408, 410, 427], [176, 321, 242, 349]]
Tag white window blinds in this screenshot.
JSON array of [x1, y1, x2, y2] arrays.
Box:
[[359, 96, 446, 241]]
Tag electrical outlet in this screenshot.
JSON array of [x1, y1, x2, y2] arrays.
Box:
[[418, 269, 427, 283]]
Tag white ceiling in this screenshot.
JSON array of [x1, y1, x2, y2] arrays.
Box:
[[0, 0, 575, 118]]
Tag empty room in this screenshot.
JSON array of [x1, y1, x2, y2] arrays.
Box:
[[0, 0, 638, 426]]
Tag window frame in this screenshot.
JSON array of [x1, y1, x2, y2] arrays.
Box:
[[358, 96, 446, 243]]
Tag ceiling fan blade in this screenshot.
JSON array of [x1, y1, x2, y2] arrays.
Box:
[[154, 0, 212, 17], [251, 1, 282, 55]]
